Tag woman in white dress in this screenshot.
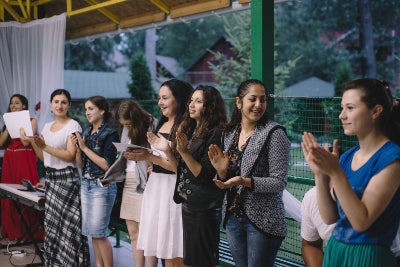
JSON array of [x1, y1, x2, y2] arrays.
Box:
[[131, 79, 193, 267]]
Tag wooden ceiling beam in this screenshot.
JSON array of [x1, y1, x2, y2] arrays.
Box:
[[0, 0, 26, 22], [170, 0, 231, 19], [66, 0, 126, 17], [17, 0, 28, 18], [150, 0, 169, 14], [85, 0, 120, 24], [120, 11, 165, 29], [67, 21, 117, 39]]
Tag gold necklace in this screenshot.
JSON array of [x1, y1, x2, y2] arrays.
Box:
[[239, 130, 254, 142], [238, 130, 254, 151]]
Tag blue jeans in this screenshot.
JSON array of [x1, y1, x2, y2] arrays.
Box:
[[226, 213, 283, 267]]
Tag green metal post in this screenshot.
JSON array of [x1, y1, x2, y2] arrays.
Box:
[[251, 0, 274, 117]]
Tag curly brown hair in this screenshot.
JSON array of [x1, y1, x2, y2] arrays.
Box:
[[177, 85, 227, 143]]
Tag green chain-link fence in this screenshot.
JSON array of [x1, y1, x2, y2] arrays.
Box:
[[274, 96, 357, 265]]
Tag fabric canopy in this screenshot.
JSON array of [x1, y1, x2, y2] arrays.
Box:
[[0, 13, 66, 132]]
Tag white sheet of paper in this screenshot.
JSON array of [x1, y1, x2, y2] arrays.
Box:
[[112, 142, 154, 153], [2, 110, 34, 138]]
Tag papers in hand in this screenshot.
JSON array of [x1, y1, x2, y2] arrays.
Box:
[[112, 142, 153, 153], [2, 110, 34, 138]]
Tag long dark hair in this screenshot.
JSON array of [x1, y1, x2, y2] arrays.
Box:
[[1, 94, 30, 145], [343, 78, 400, 145], [8, 94, 29, 112], [155, 79, 193, 141], [178, 85, 227, 141], [115, 100, 154, 147], [85, 95, 112, 123], [225, 79, 269, 133]]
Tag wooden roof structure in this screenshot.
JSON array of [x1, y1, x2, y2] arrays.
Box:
[[0, 0, 252, 41]]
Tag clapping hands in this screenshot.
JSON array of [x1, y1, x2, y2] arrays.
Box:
[[147, 132, 170, 152]]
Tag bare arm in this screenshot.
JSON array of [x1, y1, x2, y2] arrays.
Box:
[[0, 129, 9, 147], [330, 162, 400, 231], [20, 129, 44, 161], [21, 118, 38, 147], [36, 134, 77, 162], [301, 238, 324, 267], [302, 132, 400, 231]]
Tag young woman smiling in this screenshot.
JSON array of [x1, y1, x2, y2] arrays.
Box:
[[148, 85, 227, 267], [0, 94, 43, 242], [131, 79, 193, 267], [74, 95, 119, 267], [21, 89, 90, 266], [302, 78, 400, 266], [208, 79, 290, 267]]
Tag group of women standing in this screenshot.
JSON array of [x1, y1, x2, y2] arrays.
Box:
[[128, 78, 290, 267], [4, 77, 287, 267], [2, 76, 399, 267]]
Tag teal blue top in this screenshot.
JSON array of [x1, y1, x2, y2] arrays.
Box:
[[333, 141, 400, 247]]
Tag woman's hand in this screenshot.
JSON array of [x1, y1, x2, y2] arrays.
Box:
[[301, 132, 340, 177], [20, 128, 32, 143], [72, 131, 86, 151], [208, 144, 229, 180], [35, 182, 45, 189], [176, 131, 189, 154], [213, 176, 243, 189], [33, 135, 46, 150], [125, 148, 151, 161], [147, 132, 170, 152]]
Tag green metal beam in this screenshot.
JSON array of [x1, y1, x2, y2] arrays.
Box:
[[251, 0, 274, 116]]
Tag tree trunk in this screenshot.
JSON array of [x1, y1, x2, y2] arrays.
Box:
[[358, 0, 376, 77], [145, 28, 157, 82]]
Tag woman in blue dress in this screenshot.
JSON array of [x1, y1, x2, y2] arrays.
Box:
[[302, 78, 400, 266]]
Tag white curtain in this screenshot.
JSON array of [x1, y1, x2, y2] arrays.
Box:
[[0, 14, 66, 131]]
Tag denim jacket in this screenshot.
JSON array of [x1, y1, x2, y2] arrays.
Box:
[[82, 122, 119, 178]]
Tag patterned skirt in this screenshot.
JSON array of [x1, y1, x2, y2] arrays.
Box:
[[44, 167, 89, 267]]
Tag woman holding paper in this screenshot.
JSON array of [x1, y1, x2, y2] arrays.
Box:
[[0, 94, 43, 242], [114, 100, 155, 267], [73, 95, 119, 267], [21, 89, 90, 266]]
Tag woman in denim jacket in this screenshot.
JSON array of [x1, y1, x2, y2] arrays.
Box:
[[74, 95, 119, 267]]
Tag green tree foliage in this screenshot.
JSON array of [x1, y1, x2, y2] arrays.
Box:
[[117, 31, 145, 59], [209, 10, 298, 97], [65, 36, 122, 71], [334, 60, 354, 97], [127, 52, 158, 115], [208, 11, 251, 97], [274, 0, 400, 86], [156, 16, 226, 69]]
